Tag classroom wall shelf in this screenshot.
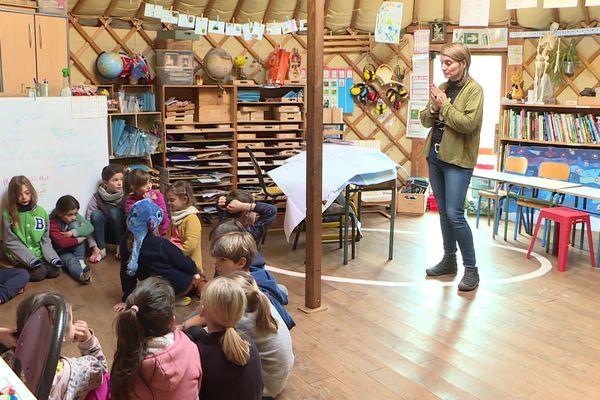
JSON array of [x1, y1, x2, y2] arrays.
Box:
[[498, 102, 600, 167]]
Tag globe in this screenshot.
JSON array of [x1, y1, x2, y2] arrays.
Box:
[[203, 48, 233, 81], [96, 52, 124, 79]]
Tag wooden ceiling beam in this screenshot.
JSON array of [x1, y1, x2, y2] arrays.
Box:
[[292, 0, 303, 21], [204, 0, 217, 17], [172, 0, 181, 12], [70, 0, 85, 15], [232, 0, 245, 22], [350, 0, 360, 29], [580, 3, 591, 25], [104, 0, 120, 17], [263, 0, 274, 23]]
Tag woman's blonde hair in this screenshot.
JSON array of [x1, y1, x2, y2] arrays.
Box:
[[7, 176, 37, 228], [210, 231, 257, 268], [440, 42, 472, 85], [202, 277, 250, 366], [228, 271, 278, 334]]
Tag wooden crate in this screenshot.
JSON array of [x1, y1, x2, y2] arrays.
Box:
[[166, 114, 194, 123], [238, 133, 257, 139], [274, 111, 302, 121], [166, 103, 195, 112], [276, 133, 297, 139], [274, 105, 300, 113]]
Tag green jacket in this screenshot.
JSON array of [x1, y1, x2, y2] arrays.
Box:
[[419, 79, 484, 169], [3, 206, 59, 265]]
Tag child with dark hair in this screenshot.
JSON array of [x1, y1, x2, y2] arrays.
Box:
[[2, 175, 62, 281], [124, 168, 170, 237], [50, 195, 94, 284], [111, 277, 202, 400], [86, 164, 126, 263], [114, 199, 202, 312], [217, 189, 277, 246], [16, 292, 108, 399]]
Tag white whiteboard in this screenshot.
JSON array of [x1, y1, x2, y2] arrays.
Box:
[[0, 97, 108, 239]]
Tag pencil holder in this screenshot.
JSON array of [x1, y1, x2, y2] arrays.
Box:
[[37, 82, 49, 97]]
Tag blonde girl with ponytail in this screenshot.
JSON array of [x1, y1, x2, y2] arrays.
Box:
[[197, 276, 263, 400], [228, 271, 294, 398]]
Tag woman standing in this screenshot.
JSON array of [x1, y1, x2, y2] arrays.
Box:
[[419, 42, 484, 291]]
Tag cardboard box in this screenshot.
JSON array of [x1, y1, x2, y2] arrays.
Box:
[[323, 108, 332, 123], [331, 107, 343, 123], [577, 96, 600, 106], [155, 39, 193, 50], [396, 193, 427, 215]]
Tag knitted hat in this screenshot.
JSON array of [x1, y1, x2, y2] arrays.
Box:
[[126, 198, 163, 276]]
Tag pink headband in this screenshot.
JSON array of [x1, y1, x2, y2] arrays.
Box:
[[130, 305, 139, 313]]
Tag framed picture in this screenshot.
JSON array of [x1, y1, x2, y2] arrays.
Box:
[[430, 22, 447, 44]]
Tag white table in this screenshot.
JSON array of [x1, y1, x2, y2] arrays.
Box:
[[472, 169, 583, 239], [268, 144, 397, 261]]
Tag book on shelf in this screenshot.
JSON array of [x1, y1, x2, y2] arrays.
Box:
[[500, 108, 600, 144]]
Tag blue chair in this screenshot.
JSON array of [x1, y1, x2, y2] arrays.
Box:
[[475, 156, 528, 239]]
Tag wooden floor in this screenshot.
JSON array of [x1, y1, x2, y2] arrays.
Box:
[[2, 211, 600, 399]]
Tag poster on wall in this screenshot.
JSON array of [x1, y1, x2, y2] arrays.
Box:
[[508, 45, 523, 65], [506, 0, 537, 9], [543, 0, 577, 7], [459, 0, 490, 27], [410, 54, 430, 100], [453, 28, 508, 48], [374, 1, 403, 44], [406, 100, 429, 139], [413, 29, 430, 54]]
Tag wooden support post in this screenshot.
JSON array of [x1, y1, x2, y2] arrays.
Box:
[[301, 0, 326, 313]]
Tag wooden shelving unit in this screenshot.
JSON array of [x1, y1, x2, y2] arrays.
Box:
[[498, 102, 600, 168], [106, 84, 162, 170], [158, 85, 237, 215], [235, 85, 305, 193]]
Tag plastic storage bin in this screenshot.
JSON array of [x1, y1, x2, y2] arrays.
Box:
[[156, 67, 193, 85], [156, 50, 194, 69]]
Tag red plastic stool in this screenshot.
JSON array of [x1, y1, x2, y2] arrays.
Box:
[[526, 207, 596, 272]]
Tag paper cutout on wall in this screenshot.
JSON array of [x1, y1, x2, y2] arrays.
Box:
[[195, 17, 209, 35], [178, 14, 195, 29], [374, 1, 403, 44], [208, 20, 225, 35], [506, 0, 537, 9], [543, 0, 577, 7]]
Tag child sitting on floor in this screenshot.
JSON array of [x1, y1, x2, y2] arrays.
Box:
[[114, 199, 201, 312], [195, 277, 263, 400], [218, 189, 277, 247], [124, 168, 170, 237], [228, 271, 294, 399], [16, 292, 108, 399], [111, 277, 202, 400], [2, 175, 62, 281], [49, 195, 94, 284], [210, 220, 295, 329], [86, 164, 126, 263], [166, 181, 205, 277]]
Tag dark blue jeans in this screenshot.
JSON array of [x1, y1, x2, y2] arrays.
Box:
[[90, 208, 126, 249], [57, 242, 87, 282], [428, 147, 476, 266], [0, 268, 29, 303]]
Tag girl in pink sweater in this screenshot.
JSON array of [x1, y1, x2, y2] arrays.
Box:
[[124, 168, 170, 236], [111, 276, 202, 400]]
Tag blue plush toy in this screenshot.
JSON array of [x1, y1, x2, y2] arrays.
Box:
[[126, 198, 163, 276]]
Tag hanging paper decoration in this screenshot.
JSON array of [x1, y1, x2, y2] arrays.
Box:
[[195, 17, 209, 35], [374, 1, 403, 44]]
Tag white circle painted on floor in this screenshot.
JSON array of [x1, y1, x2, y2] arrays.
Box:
[[265, 242, 553, 288]]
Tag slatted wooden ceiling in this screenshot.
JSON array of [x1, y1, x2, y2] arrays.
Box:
[[70, 0, 600, 30]]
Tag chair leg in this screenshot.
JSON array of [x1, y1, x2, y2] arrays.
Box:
[[584, 217, 596, 268], [514, 205, 521, 241], [476, 196, 482, 228], [292, 222, 303, 250], [541, 219, 547, 248], [504, 199, 510, 241], [557, 221, 573, 272], [351, 215, 356, 260], [495, 198, 503, 237], [527, 213, 545, 259], [487, 198, 492, 227]]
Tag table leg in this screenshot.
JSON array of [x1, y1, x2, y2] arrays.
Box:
[[389, 181, 396, 260], [343, 186, 350, 265]]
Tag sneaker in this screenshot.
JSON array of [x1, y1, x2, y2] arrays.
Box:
[[426, 255, 458, 276], [79, 261, 92, 284], [458, 266, 479, 291]]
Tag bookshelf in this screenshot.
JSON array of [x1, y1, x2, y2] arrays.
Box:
[[235, 85, 305, 196], [158, 85, 236, 216], [499, 102, 600, 166]]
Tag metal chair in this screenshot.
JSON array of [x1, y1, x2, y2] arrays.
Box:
[[475, 156, 528, 237], [13, 293, 67, 400], [246, 146, 285, 204], [513, 161, 571, 241]]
